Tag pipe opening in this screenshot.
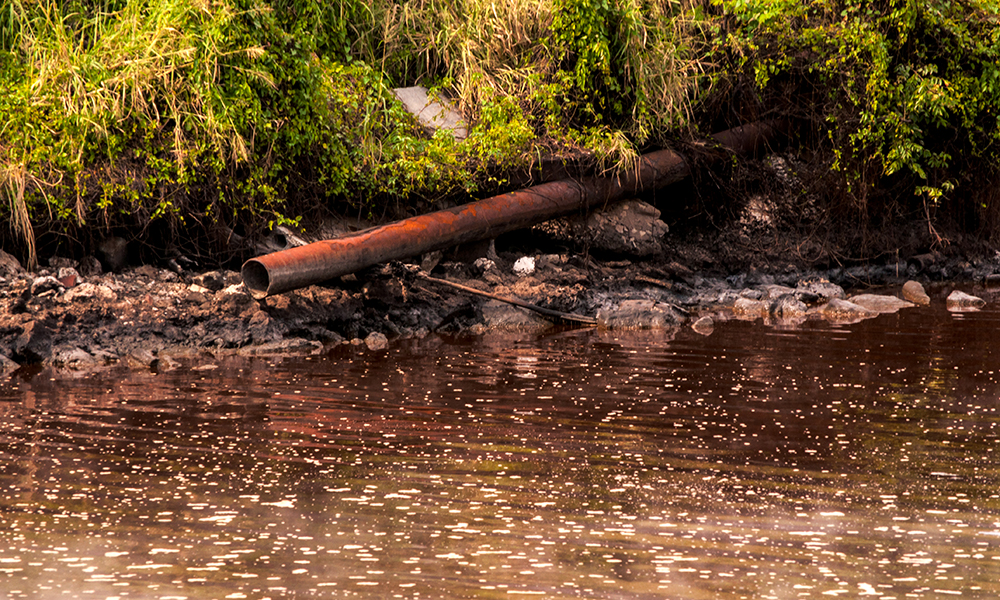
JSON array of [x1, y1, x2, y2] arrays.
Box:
[[241, 259, 271, 299]]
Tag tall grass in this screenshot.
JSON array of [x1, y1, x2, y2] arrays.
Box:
[[1, 0, 708, 267], [1, 0, 279, 266], [371, 0, 706, 149]]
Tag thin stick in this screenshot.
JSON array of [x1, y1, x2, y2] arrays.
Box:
[[418, 273, 598, 326]]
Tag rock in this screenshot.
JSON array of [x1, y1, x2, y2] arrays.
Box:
[[0, 354, 20, 377], [96, 236, 129, 272], [584, 199, 669, 257], [847, 294, 916, 314], [534, 199, 668, 257], [513, 256, 535, 277], [151, 355, 182, 371], [597, 299, 680, 329], [57, 267, 80, 288], [796, 279, 846, 301], [247, 311, 277, 343], [472, 257, 497, 275], [364, 331, 389, 351], [126, 348, 157, 369], [732, 297, 770, 319], [770, 294, 808, 319], [192, 271, 226, 292], [184, 290, 209, 305], [63, 283, 117, 303], [901, 280, 931, 305], [237, 338, 324, 356], [0, 249, 24, 278], [30, 275, 65, 296], [908, 252, 941, 273], [946, 290, 985, 310], [421, 250, 443, 273], [691, 315, 715, 336], [393, 86, 468, 139], [77, 255, 103, 276], [818, 298, 878, 322], [48, 256, 76, 269], [758, 284, 797, 300], [49, 346, 97, 369], [14, 321, 52, 364], [480, 300, 552, 332], [217, 283, 253, 312]]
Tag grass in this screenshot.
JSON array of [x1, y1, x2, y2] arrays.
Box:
[[0, 0, 714, 267]]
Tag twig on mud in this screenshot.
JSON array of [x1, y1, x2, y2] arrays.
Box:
[[417, 272, 598, 326]]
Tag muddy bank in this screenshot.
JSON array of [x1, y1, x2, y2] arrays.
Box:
[[3, 205, 1000, 378]]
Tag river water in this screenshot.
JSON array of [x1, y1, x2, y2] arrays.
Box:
[[2, 296, 1000, 599]]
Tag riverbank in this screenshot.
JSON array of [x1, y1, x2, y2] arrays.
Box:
[[3, 203, 1000, 377]]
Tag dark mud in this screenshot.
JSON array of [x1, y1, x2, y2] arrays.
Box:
[[4, 207, 1000, 378]]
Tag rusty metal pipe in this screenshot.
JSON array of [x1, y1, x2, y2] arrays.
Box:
[[242, 121, 786, 298]]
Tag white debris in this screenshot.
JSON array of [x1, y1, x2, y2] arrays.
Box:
[[512, 256, 535, 277]]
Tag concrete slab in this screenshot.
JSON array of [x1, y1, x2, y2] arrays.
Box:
[[393, 86, 468, 139]]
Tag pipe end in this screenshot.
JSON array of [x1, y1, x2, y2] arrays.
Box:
[[241, 259, 271, 299]]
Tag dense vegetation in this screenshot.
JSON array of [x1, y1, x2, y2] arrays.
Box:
[[3, 0, 1000, 267]]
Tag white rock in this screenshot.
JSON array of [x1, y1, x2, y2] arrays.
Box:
[[946, 290, 985, 310], [513, 256, 535, 277], [901, 280, 930, 305], [848, 294, 916, 314], [63, 283, 117, 303], [364, 331, 389, 351]]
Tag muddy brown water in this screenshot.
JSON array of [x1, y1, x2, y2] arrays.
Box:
[[2, 299, 1000, 599]]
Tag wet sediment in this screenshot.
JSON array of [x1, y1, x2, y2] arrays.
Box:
[[2, 226, 999, 377]]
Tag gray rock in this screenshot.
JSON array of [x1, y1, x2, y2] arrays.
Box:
[[472, 257, 497, 275], [480, 300, 552, 332], [77, 255, 103, 276], [597, 299, 680, 329], [192, 270, 226, 292], [946, 290, 985, 310], [901, 280, 930, 305], [848, 294, 916, 314], [758, 284, 797, 300], [48, 256, 76, 269], [126, 348, 157, 369], [691, 315, 715, 336], [30, 275, 65, 296], [0, 354, 20, 377], [796, 279, 846, 301], [586, 200, 669, 257], [151, 355, 182, 371], [49, 346, 96, 369], [237, 338, 323, 356], [364, 331, 389, 351], [534, 199, 669, 257], [818, 298, 878, 322], [247, 311, 278, 343], [770, 294, 808, 319], [732, 297, 770, 319], [0, 249, 24, 278], [63, 283, 117, 303]]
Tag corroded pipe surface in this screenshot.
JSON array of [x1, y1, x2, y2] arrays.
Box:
[[243, 121, 785, 298]]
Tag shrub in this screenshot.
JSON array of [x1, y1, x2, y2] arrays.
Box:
[[714, 0, 1000, 240]]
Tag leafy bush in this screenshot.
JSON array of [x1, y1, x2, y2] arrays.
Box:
[[714, 0, 1000, 238]]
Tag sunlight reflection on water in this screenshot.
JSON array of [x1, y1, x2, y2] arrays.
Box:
[[2, 299, 1000, 598]]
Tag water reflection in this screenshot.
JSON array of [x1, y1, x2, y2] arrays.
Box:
[[2, 302, 1000, 598]]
